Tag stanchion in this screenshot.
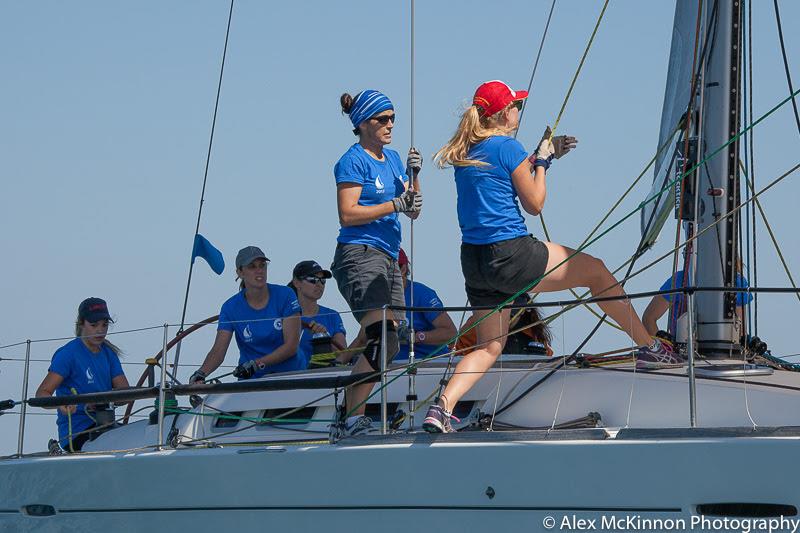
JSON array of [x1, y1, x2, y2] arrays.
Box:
[[16, 339, 31, 457], [157, 324, 169, 449]]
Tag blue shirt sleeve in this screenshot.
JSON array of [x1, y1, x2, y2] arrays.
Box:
[[49, 347, 73, 378], [108, 349, 125, 379], [422, 288, 444, 326], [281, 288, 301, 317], [333, 312, 346, 337], [659, 271, 686, 304], [334, 151, 367, 186], [218, 298, 234, 331], [498, 138, 528, 175], [388, 150, 408, 184]]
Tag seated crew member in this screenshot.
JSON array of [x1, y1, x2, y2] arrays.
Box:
[[455, 294, 553, 356], [35, 297, 130, 452], [394, 248, 457, 362], [287, 260, 348, 368], [190, 246, 301, 383], [642, 265, 753, 338]]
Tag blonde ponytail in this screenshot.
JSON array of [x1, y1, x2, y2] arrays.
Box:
[[434, 103, 517, 168]]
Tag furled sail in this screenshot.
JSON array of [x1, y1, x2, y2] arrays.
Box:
[[639, 0, 699, 249]]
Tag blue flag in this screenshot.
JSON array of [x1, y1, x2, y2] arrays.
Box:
[[192, 234, 224, 275]]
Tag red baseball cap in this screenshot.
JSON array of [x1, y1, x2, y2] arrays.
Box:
[[398, 248, 409, 266], [473, 80, 528, 117]]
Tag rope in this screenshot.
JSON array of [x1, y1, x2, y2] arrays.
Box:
[[534, 0, 621, 332], [174, 0, 236, 375]]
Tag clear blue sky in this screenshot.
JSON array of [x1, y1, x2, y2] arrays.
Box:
[[2, 1, 799, 454]]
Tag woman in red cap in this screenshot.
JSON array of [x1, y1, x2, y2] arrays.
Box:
[[35, 297, 129, 452], [424, 80, 680, 433]]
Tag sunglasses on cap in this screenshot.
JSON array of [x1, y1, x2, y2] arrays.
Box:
[[302, 276, 327, 285], [371, 114, 396, 125]]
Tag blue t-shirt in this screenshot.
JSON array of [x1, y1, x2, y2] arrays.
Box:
[[334, 143, 408, 258], [454, 136, 530, 245], [218, 284, 302, 378], [396, 280, 448, 360], [297, 305, 347, 368], [49, 337, 125, 447], [660, 270, 752, 332]]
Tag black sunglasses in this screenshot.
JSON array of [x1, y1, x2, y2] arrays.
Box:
[[513, 100, 524, 111], [371, 114, 396, 125], [303, 276, 326, 285]]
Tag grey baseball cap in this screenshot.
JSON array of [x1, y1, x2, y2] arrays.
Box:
[[235, 246, 269, 269]]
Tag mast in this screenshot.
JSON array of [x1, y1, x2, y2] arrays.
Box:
[[694, 0, 743, 356]]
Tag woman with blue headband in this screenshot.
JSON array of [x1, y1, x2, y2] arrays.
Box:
[[330, 89, 422, 439]]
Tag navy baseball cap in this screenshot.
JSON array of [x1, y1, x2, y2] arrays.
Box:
[[235, 246, 269, 269], [78, 297, 113, 323], [293, 260, 332, 279]]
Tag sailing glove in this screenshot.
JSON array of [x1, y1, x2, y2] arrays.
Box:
[[392, 189, 423, 213], [397, 320, 411, 345], [540, 126, 578, 159], [406, 148, 423, 176], [233, 359, 265, 379], [189, 369, 207, 384]]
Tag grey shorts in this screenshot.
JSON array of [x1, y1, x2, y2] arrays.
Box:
[[461, 235, 550, 307], [331, 243, 405, 323]]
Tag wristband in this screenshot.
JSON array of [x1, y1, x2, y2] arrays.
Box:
[[533, 158, 551, 171]]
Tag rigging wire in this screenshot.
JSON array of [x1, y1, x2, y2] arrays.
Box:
[[173, 0, 236, 375], [742, 0, 753, 337], [747, 0, 758, 336], [739, 161, 800, 303], [772, 0, 800, 136], [405, 0, 417, 429], [517, 0, 557, 132]]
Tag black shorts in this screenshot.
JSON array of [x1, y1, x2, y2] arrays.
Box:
[[331, 243, 405, 323], [461, 235, 549, 307]]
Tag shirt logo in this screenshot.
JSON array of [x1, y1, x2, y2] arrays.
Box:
[[243, 324, 253, 342], [274, 319, 283, 331], [375, 174, 385, 191], [85, 367, 95, 384]]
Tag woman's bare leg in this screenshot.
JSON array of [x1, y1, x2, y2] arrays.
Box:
[[535, 242, 652, 346], [437, 309, 510, 411]]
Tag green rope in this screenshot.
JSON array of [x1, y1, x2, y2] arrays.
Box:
[[536, 0, 617, 329], [550, 0, 610, 136]]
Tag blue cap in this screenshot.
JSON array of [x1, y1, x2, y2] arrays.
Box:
[[78, 297, 112, 323]]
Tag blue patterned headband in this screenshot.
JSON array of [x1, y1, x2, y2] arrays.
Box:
[[349, 90, 394, 128]]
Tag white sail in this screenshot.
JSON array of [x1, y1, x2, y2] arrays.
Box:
[[640, 0, 699, 249]]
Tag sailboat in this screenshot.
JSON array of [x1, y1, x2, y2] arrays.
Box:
[[3, 1, 800, 531]]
